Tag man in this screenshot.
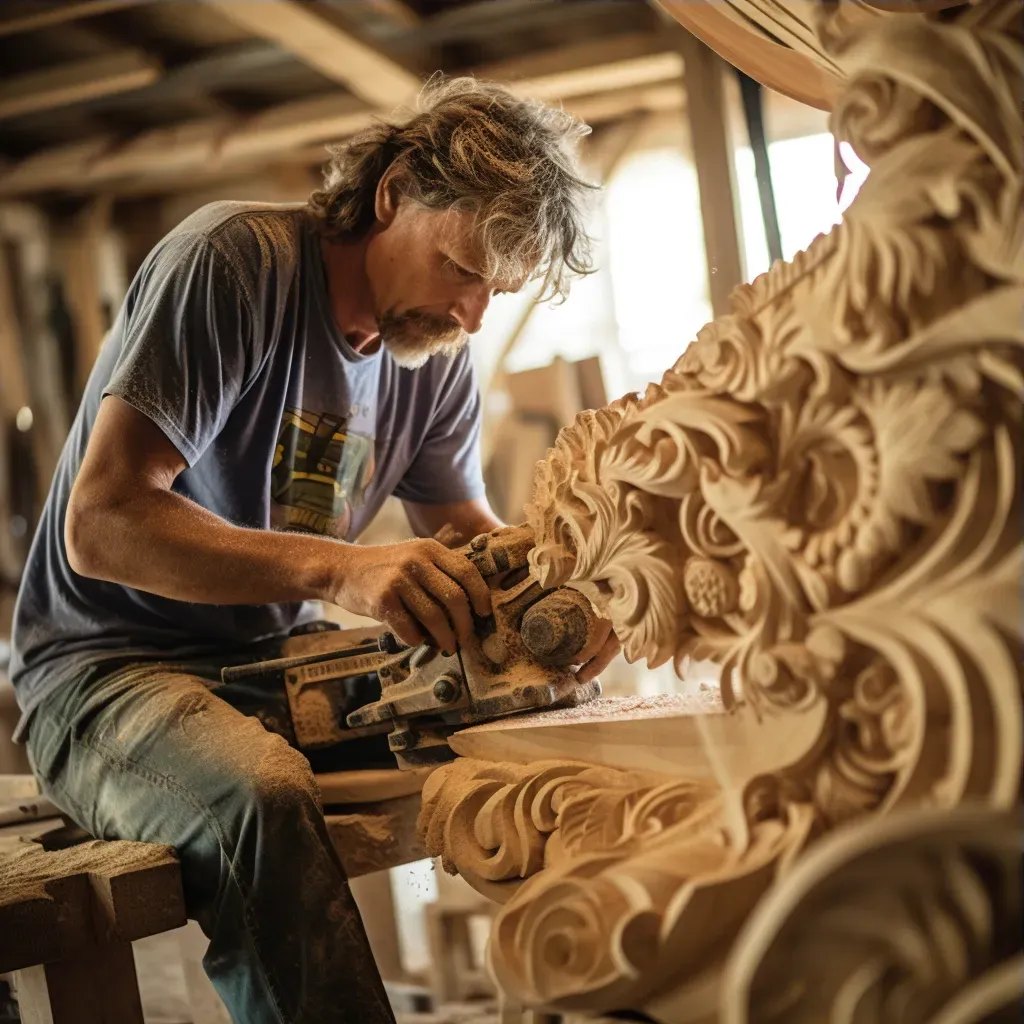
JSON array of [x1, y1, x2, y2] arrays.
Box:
[[9, 77, 619, 1022]]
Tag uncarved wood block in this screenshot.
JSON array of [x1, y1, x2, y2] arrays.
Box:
[[327, 793, 425, 878], [449, 692, 827, 792]]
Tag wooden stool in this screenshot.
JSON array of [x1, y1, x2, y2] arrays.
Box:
[[0, 766, 432, 1023], [0, 829, 186, 1024]]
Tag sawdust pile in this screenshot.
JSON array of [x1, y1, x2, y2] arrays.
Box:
[[0, 836, 178, 910], [461, 691, 725, 734]]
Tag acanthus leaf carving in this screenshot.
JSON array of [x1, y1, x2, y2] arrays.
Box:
[[430, 3, 1023, 1020]]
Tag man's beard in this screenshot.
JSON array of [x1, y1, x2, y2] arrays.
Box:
[[377, 308, 468, 369]]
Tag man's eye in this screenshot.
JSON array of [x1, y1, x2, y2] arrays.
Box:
[[449, 261, 476, 279]]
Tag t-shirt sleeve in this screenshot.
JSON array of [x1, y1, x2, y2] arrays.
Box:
[[103, 234, 257, 467], [392, 349, 487, 505]]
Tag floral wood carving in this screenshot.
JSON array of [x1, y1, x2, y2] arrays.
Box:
[[420, 756, 816, 1014], [423, 1, 1022, 1019], [529, 0, 1023, 818], [720, 806, 1023, 1024]]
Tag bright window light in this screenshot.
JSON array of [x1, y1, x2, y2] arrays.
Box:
[[736, 132, 870, 279]]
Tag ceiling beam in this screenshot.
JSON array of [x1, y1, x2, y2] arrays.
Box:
[[0, 51, 161, 121], [384, 0, 647, 49], [0, 94, 373, 197], [353, 0, 420, 31], [0, 0, 145, 38], [567, 82, 682, 126], [74, 41, 291, 118], [201, 0, 420, 107], [479, 32, 682, 101], [0, 32, 683, 198]]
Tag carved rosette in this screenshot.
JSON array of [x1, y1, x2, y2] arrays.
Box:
[[424, 2, 1023, 1020]]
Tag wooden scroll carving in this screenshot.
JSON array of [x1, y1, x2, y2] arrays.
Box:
[[721, 806, 1023, 1024], [421, 2, 1023, 1020]]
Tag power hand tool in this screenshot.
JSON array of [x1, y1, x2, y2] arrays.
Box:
[[219, 525, 603, 769]]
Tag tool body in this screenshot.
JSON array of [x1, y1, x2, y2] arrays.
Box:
[[220, 525, 603, 768]]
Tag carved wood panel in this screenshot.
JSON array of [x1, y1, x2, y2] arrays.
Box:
[[422, 2, 1023, 1020]]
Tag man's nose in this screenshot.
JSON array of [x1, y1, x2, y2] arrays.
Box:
[[450, 286, 491, 335]]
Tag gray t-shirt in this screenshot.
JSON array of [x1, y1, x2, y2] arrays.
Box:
[[10, 201, 485, 737]]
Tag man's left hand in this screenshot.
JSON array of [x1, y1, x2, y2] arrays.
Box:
[[574, 618, 622, 683]]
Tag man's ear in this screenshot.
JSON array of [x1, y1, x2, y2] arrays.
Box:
[[374, 165, 401, 226]]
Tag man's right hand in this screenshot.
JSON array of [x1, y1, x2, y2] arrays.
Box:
[[330, 540, 492, 653], [67, 398, 491, 652]]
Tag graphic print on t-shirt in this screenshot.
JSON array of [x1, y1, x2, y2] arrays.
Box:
[[270, 408, 376, 539]]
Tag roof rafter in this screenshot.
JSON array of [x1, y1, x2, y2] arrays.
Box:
[[0, 0, 144, 39], [200, 0, 420, 108], [0, 51, 161, 121], [0, 32, 684, 198]]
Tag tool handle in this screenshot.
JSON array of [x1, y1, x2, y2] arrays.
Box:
[[220, 642, 384, 684]]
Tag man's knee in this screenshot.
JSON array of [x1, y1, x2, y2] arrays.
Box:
[[234, 734, 322, 826]]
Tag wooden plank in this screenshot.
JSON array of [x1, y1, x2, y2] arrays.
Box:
[[326, 793, 424, 878], [0, 796, 60, 829], [317, 767, 433, 805], [0, 837, 185, 974], [0, 95, 370, 197], [0, 775, 40, 801], [0, 0, 144, 38], [202, 0, 419, 107], [679, 30, 746, 318], [448, 692, 828, 794], [13, 940, 144, 1024], [0, 52, 161, 121]]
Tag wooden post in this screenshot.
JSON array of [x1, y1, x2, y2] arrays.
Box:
[[55, 198, 111, 400], [349, 869, 407, 983], [678, 30, 746, 318], [13, 941, 145, 1024], [0, 242, 28, 588], [737, 70, 784, 264]]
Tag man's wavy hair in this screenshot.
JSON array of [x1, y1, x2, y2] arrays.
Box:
[[308, 75, 597, 302]]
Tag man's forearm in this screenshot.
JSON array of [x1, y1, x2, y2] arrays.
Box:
[[65, 485, 344, 606], [403, 497, 504, 543]]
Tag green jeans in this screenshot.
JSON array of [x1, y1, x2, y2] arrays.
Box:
[[26, 661, 395, 1024]]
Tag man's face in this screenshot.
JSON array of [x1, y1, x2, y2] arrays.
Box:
[[363, 198, 522, 369]]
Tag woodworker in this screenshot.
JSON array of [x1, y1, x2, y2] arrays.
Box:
[[8, 78, 620, 1023]]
